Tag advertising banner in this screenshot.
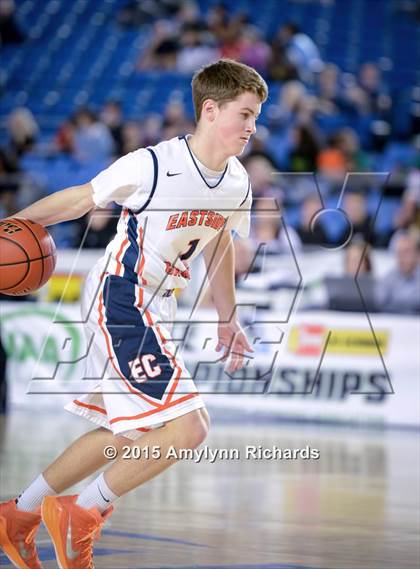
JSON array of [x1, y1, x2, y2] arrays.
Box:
[[1, 303, 419, 427]]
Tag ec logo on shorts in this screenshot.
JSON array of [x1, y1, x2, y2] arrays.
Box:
[[129, 354, 162, 383]]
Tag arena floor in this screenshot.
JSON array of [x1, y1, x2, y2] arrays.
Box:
[[1, 409, 419, 569]]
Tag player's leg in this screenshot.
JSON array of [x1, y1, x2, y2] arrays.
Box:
[[104, 407, 209, 494], [41, 409, 209, 569], [42, 427, 131, 493], [0, 427, 129, 569]]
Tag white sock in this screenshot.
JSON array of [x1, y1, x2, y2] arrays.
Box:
[[76, 473, 118, 514], [16, 474, 57, 512]]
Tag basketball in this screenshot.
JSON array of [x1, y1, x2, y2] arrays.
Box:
[[0, 218, 57, 296]]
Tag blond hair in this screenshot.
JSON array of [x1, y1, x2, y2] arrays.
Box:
[[191, 59, 268, 122]]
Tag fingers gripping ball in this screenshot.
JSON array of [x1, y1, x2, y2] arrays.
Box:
[[0, 218, 57, 295]]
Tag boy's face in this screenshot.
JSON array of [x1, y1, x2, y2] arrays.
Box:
[[206, 91, 262, 157]]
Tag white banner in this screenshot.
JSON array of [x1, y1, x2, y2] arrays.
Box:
[[1, 302, 419, 427]]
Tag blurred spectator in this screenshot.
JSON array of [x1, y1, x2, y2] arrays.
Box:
[[55, 118, 75, 155], [289, 122, 321, 172], [120, 121, 143, 155], [344, 237, 373, 276], [206, 3, 230, 42], [7, 108, 39, 158], [138, 20, 179, 70], [316, 64, 346, 115], [394, 169, 420, 232], [358, 63, 391, 116], [317, 128, 370, 198], [100, 101, 124, 156], [317, 134, 347, 184], [377, 231, 420, 314], [270, 81, 309, 129], [251, 197, 302, 255], [318, 128, 369, 182], [162, 99, 193, 139], [238, 26, 271, 75], [268, 38, 299, 82], [342, 192, 373, 243], [324, 237, 375, 312], [275, 22, 324, 84], [244, 154, 281, 203], [335, 128, 370, 171], [297, 195, 328, 246], [345, 62, 391, 118], [0, 148, 20, 217], [74, 207, 119, 249], [73, 108, 114, 163], [141, 114, 163, 147], [176, 22, 219, 74], [219, 25, 244, 61], [0, 0, 24, 44]]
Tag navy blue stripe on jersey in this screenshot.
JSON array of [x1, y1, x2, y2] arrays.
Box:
[[181, 135, 228, 189], [239, 177, 251, 207], [130, 148, 158, 215], [102, 275, 173, 401], [121, 211, 139, 284]]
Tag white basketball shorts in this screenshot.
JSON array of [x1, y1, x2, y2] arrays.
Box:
[[65, 264, 205, 440]]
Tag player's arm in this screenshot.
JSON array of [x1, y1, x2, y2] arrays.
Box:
[[12, 183, 95, 227], [202, 229, 253, 373]]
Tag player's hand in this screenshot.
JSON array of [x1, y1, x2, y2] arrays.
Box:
[[216, 320, 254, 374]]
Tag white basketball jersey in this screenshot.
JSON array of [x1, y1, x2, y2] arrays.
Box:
[[90, 136, 251, 291]]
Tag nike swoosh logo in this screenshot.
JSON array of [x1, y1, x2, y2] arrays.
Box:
[[98, 485, 110, 503], [66, 518, 80, 560], [166, 171, 182, 177], [18, 539, 30, 560]]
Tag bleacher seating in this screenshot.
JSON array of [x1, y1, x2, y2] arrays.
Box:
[[0, 0, 418, 247], [1, 0, 418, 138]]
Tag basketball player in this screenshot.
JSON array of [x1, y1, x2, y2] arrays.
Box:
[[0, 59, 267, 568]]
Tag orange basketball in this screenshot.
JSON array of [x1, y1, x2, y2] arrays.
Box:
[[0, 218, 57, 296]]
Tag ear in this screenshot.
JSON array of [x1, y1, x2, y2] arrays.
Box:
[[201, 99, 218, 122]]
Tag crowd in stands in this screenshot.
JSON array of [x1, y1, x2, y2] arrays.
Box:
[[0, 1, 418, 313]]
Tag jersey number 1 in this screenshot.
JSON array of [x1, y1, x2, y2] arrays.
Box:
[[180, 239, 200, 261]]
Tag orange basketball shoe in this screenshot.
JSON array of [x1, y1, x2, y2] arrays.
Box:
[[41, 495, 112, 569], [0, 499, 42, 569]]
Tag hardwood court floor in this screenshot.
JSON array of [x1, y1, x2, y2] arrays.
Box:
[[1, 410, 419, 569]]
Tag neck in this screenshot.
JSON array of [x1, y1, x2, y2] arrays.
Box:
[[188, 128, 229, 171]]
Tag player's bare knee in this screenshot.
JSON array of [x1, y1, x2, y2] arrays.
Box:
[[113, 434, 132, 451], [172, 410, 209, 449], [200, 408, 211, 432]]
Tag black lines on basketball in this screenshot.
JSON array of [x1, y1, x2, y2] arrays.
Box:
[[0, 236, 31, 290], [0, 218, 56, 295], [18, 218, 45, 289]]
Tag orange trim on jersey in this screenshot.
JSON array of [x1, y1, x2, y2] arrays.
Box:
[[143, 309, 154, 327], [153, 322, 183, 404], [115, 209, 129, 276], [137, 286, 144, 308], [72, 400, 153, 432], [134, 285, 183, 405], [110, 390, 199, 424], [97, 287, 162, 409], [97, 271, 200, 426], [137, 224, 148, 286], [73, 399, 107, 415]]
